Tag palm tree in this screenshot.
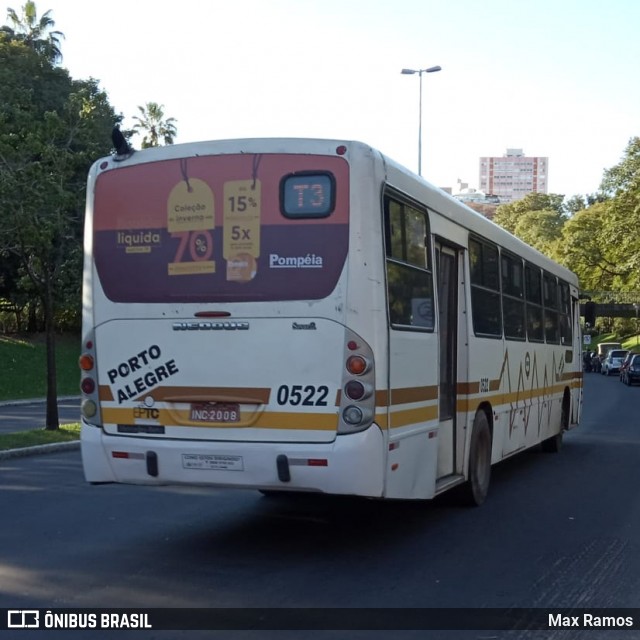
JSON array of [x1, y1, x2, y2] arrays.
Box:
[[132, 102, 178, 148], [2, 1, 64, 63]]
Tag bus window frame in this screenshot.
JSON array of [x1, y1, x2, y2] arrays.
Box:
[[383, 189, 434, 333], [501, 250, 526, 342], [469, 235, 502, 339]]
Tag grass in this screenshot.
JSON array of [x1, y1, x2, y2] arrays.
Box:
[[0, 333, 80, 401], [622, 335, 640, 352], [0, 423, 80, 451], [589, 332, 640, 353]]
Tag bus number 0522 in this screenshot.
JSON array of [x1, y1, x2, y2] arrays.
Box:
[[276, 384, 329, 406]]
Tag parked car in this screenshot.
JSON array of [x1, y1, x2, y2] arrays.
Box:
[[601, 349, 629, 376], [619, 352, 636, 381], [622, 354, 640, 386]]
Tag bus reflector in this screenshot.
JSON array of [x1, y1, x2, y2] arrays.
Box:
[[112, 451, 145, 460], [307, 459, 328, 467], [79, 354, 94, 371]]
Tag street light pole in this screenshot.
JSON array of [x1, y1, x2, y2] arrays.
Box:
[[634, 303, 639, 347], [401, 65, 442, 176]]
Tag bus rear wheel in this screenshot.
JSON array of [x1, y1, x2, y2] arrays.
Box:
[[460, 410, 492, 506]]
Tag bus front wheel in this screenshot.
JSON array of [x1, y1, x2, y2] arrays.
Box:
[[460, 410, 492, 506]]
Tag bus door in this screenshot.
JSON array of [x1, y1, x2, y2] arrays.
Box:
[[435, 242, 459, 479]]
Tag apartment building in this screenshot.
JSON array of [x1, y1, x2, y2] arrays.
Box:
[[479, 149, 548, 203]]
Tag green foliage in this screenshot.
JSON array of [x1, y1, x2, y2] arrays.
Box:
[[0, 37, 116, 326], [0, 15, 118, 425], [2, 1, 64, 63], [559, 202, 622, 290], [513, 209, 565, 257], [0, 334, 80, 400], [493, 193, 566, 235], [492, 138, 640, 298]]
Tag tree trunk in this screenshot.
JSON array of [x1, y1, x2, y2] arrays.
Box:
[[43, 275, 59, 430], [27, 302, 37, 332]]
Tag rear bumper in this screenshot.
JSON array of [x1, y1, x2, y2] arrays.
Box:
[[81, 421, 386, 497]]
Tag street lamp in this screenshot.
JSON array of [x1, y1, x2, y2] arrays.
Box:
[[401, 65, 442, 176], [634, 303, 639, 347]]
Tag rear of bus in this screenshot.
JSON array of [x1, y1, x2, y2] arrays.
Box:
[[80, 139, 388, 497]]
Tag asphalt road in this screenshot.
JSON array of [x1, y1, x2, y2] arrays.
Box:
[[0, 397, 80, 433], [2, 373, 640, 640]]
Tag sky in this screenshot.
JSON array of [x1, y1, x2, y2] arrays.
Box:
[[23, 0, 640, 198]]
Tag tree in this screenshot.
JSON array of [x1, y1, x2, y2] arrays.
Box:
[[595, 137, 640, 292], [2, 1, 64, 63], [600, 136, 640, 198], [0, 35, 118, 428], [492, 193, 567, 236], [559, 202, 623, 291], [132, 102, 178, 148], [513, 210, 564, 258]]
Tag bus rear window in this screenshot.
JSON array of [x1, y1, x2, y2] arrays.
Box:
[[92, 153, 349, 303]]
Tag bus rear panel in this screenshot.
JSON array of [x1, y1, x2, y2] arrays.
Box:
[[81, 142, 385, 496]]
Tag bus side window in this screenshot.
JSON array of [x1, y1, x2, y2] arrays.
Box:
[[525, 264, 544, 342], [384, 193, 434, 330], [559, 282, 573, 345], [501, 251, 526, 341], [469, 237, 502, 338]]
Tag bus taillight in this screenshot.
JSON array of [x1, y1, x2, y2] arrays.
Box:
[[82, 399, 97, 418], [79, 354, 94, 371], [81, 378, 95, 394], [346, 355, 369, 375], [339, 332, 376, 434], [344, 380, 373, 401]]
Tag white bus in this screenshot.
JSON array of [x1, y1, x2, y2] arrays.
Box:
[[80, 138, 583, 505]]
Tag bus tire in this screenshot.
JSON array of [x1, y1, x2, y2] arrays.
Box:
[[541, 393, 569, 453], [460, 410, 492, 506]]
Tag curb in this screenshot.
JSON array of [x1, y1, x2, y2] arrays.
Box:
[[0, 440, 80, 460], [0, 396, 80, 408]]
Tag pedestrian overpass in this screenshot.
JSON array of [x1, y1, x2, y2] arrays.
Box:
[[580, 292, 640, 321]]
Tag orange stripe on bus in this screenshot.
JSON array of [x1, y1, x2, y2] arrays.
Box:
[[375, 385, 438, 407], [131, 386, 271, 404], [101, 408, 337, 431], [389, 405, 439, 429]]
